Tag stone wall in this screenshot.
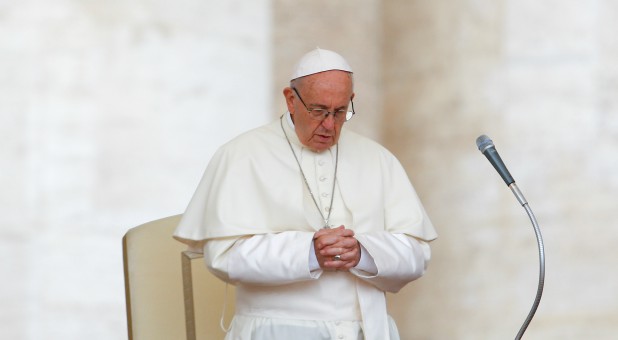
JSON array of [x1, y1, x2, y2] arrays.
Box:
[[380, 1, 618, 339], [0, 1, 272, 339], [274, 1, 618, 339], [2, 1, 617, 339]]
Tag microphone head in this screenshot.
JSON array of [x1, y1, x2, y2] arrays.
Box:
[[476, 134, 494, 153]]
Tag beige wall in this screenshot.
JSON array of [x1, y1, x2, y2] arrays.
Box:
[[275, 1, 618, 339], [2, 1, 617, 339], [0, 1, 272, 339], [381, 2, 618, 339], [272, 0, 384, 141]]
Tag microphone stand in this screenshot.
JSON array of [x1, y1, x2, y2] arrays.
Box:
[[509, 183, 545, 340]]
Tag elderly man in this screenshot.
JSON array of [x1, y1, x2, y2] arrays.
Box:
[[174, 48, 437, 340]]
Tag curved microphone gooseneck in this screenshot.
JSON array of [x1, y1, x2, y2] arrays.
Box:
[[476, 135, 545, 340]]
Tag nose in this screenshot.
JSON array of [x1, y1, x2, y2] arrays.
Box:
[[321, 114, 336, 129]]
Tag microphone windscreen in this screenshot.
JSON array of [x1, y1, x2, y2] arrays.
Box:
[[476, 134, 494, 152]]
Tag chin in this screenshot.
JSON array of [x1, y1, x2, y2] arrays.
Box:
[[310, 144, 333, 153], [307, 138, 336, 152]]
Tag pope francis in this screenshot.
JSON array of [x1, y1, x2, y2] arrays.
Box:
[[174, 48, 438, 340]]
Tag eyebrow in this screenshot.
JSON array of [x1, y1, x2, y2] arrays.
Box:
[[307, 102, 348, 111], [293, 87, 349, 111]]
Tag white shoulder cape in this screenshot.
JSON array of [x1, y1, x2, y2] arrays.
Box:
[[174, 118, 437, 249]]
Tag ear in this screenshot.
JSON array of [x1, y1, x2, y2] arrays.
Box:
[[283, 87, 295, 114]]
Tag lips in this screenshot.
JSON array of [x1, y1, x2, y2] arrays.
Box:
[[315, 134, 333, 142]]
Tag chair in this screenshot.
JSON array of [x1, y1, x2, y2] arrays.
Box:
[[122, 215, 235, 340]]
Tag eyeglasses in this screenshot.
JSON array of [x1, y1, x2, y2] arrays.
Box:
[[292, 87, 356, 122]]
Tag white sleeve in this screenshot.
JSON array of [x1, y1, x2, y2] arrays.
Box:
[[355, 243, 378, 274], [351, 232, 431, 293], [204, 231, 322, 286]]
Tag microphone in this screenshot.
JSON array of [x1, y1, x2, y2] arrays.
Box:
[[475, 135, 515, 186], [475, 134, 545, 340]]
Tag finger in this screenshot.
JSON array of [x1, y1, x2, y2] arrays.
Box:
[[321, 233, 357, 246], [316, 226, 353, 238], [320, 246, 344, 256], [322, 258, 356, 271], [336, 237, 359, 249], [319, 238, 359, 255], [313, 229, 334, 239], [313, 227, 347, 244], [337, 247, 360, 261], [336, 228, 355, 237], [314, 231, 356, 250], [339, 261, 358, 271], [314, 234, 341, 250], [320, 241, 356, 255]]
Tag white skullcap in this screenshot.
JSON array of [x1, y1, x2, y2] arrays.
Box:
[[291, 48, 353, 80]]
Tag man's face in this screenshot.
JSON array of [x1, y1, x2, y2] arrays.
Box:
[[283, 70, 354, 153]]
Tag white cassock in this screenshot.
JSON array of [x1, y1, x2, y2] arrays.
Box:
[[174, 111, 438, 340]]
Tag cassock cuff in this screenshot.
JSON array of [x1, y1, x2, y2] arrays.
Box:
[[354, 242, 378, 275], [308, 240, 323, 278]]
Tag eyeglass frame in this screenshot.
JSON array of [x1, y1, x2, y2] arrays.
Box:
[[292, 87, 356, 122]]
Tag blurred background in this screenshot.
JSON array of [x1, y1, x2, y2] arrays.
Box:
[[1, 0, 617, 339]]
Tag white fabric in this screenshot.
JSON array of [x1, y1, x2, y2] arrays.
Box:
[[174, 112, 437, 340], [225, 315, 401, 340], [173, 113, 437, 243], [291, 48, 353, 80]]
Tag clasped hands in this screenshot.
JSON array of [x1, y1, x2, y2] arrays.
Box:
[[313, 225, 361, 271]]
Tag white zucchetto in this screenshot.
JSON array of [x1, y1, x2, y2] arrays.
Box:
[[291, 48, 353, 81]]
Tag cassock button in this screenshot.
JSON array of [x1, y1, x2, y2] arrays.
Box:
[[321, 193, 328, 197], [318, 159, 325, 166], [319, 176, 327, 182]]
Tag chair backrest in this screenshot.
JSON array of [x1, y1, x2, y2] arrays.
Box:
[[123, 215, 235, 340]]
